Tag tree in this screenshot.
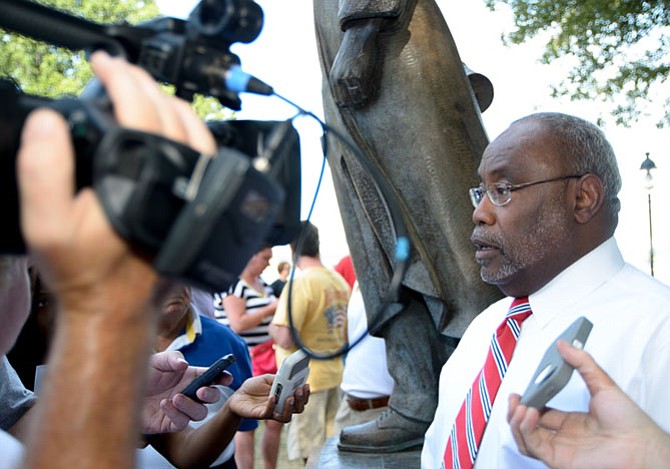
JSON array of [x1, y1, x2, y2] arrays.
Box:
[[0, 0, 231, 119], [0, 0, 160, 97], [485, 0, 670, 127]]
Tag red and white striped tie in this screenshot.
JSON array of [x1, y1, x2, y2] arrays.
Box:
[[442, 297, 532, 469]]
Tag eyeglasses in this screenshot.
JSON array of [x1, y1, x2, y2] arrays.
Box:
[[469, 174, 584, 208]]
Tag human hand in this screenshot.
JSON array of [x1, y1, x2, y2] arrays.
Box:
[[143, 351, 233, 434], [15, 50, 221, 469], [507, 340, 669, 469], [17, 50, 217, 318], [227, 375, 309, 423]]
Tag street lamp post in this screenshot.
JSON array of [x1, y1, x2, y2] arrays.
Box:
[[640, 152, 657, 277]]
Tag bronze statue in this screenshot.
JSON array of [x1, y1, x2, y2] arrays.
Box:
[[313, 0, 503, 452]]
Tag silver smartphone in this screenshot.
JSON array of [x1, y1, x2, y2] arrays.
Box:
[[270, 349, 310, 414], [520, 316, 593, 408]]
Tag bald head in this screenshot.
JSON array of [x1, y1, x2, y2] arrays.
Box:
[[511, 112, 622, 234], [472, 112, 623, 296]]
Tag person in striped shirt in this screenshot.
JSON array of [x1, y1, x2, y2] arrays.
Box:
[[215, 246, 283, 469]]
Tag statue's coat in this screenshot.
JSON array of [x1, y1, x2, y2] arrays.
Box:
[[312, 0, 504, 426]]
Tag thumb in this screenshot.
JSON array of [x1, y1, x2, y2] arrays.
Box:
[[556, 339, 616, 397], [17, 109, 75, 249], [151, 350, 188, 372]]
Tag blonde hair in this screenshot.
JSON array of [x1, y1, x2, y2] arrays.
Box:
[[277, 261, 290, 274]]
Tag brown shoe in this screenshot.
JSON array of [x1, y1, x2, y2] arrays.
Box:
[[337, 408, 427, 453]]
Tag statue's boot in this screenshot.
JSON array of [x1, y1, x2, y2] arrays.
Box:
[[337, 297, 456, 453], [337, 408, 427, 453]]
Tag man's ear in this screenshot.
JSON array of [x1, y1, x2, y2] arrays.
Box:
[[574, 174, 604, 224]]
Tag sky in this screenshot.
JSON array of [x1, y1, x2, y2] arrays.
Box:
[[156, 0, 670, 285]]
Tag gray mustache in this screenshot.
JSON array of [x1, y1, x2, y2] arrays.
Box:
[[471, 228, 503, 250]]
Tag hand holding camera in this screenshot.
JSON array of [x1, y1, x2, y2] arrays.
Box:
[[18, 51, 217, 311], [1, 0, 301, 292]]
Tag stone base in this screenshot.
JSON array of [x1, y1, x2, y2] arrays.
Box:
[[306, 436, 421, 468]]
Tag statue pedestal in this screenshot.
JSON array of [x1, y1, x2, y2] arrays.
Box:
[[306, 437, 421, 469]]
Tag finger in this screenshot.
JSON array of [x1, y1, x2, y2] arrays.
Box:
[[288, 396, 300, 414], [290, 396, 305, 415], [535, 408, 572, 432], [166, 350, 189, 371], [508, 396, 531, 456], [159, 398, 189, 432], [89, 52, 157, 128], [171, 393, 208, 422], [211, 370, 234, 387], [518, 408, 557, 462], [91, 52, 216, 161], [294, 384, 310, 412], [185, 367, 233, 389], [196, 385, 223, 404], [17, 109, 75, 249], [127, 69, 188, 141], [273, 384, 309, 421], [519, 406, 541, 434], [171, 98, 217, 155], [151, 350, 188, 373], [272, 399, 293, 423], [508, 393, 558, 432], [507, 393, 522, 423], [556, 340, 616, 397]]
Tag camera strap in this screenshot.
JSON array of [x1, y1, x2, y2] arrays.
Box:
[[92, 125, 210, 251]]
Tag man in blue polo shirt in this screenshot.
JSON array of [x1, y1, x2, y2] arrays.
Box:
[[141, 281, 257, 469]]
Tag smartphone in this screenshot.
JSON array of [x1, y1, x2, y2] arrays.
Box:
[[270, 349, 310, 414], [179, 353, 236, 403], [520, 316, 593, 409]]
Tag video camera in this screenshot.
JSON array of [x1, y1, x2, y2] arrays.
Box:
[[0, 0, 301, 292]]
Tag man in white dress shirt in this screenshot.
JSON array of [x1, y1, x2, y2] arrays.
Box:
[[422, 112, 670, 468]]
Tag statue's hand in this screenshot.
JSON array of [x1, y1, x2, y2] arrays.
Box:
[[329, 18, 384, 108]]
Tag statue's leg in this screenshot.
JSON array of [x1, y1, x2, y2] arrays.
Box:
[[338, 295, 456, 453], [384, 297, 455, 422]]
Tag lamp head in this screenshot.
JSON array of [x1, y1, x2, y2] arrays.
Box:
[[640, 152, 657, 190]]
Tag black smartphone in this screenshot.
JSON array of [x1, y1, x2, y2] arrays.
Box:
[[179, 353, 236, 403], [520, 316, 593, 409]]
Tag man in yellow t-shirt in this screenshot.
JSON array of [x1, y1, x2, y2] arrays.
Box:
[[270, 221, 350, 462]]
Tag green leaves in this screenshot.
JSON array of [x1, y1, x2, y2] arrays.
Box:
[[0, 0, 157, 97], [0, 0, 229, 119], [485, 0, 670, 126]]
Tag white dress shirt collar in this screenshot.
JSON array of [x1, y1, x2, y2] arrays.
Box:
[[529, 237, 624, 327]]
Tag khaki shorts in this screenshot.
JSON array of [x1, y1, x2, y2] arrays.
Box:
[[333, 394, 388, 434], [286, 386, 340, 461]]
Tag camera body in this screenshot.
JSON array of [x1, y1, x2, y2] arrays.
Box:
[[1, 82, 301, 291], [0, 0, 301, 292]]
